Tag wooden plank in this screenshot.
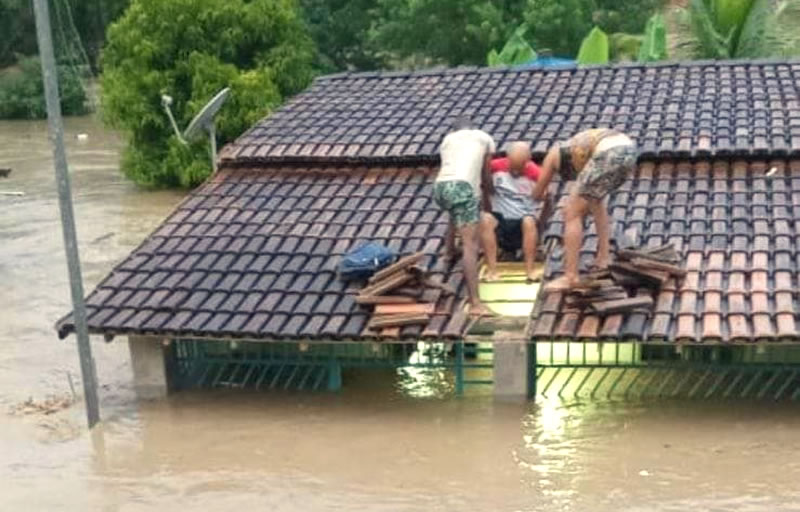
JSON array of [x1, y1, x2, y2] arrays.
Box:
[[617, 248, 679, 264], [354, 295, 417, 305], [421, 277, 456, 296], [360, 271, 415, 296], [630, 257, 687, 277], [368, 313, 431, 329], [375, 303, 435, 315], [609, 262, 669, 286], [588, 296, 654, 314], [393, 286, 424, 297], [368, 252, 425, 283]]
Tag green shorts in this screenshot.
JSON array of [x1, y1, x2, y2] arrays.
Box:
[[434, 180, 479, 228], [576, 143, 638, 199]]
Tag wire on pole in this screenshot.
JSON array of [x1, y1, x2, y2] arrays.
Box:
[[33, 0, 100, 428]]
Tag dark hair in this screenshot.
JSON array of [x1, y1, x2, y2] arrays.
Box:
[[451, 116, 474, 132]]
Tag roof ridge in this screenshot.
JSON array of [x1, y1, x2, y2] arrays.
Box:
[[313, 58, 800, 83]]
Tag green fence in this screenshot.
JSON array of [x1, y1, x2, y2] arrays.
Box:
[[533, 342, 800, 401], [172, 339, 800, 400], [173, 339, 493, 394]]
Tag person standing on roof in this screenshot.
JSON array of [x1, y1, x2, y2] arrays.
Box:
[[434, 117, 496, 317], [480, 141, 541, 283], [534, 128, 638, 290]]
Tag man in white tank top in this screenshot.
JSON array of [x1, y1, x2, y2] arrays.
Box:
[[434, 117, 496, 317]]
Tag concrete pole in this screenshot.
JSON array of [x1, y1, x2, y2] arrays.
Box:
[[33, 0, 100, 428]]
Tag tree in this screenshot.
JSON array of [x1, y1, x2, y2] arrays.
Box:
[[300, 0, 383, 72], [101, 0, 315, 188], [678, 0, 775, 58], [525, 0, 597, 56], [0, 0, 37, 67], [370, 0, 510, 67], [525, 0, 663, 57]]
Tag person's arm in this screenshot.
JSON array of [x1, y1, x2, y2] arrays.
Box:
[[533, 145, 559, 200], [524, 160, 541, 181], [482, 135, 497, 196]]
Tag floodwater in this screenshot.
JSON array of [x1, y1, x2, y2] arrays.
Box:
[[3, 117, 800, 511]]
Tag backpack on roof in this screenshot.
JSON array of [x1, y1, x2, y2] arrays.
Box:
[[338, 242, 397, 281]]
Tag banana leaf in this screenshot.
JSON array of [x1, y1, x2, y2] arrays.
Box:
[[486, 24, 537, 66], [576, 27, 609, 65], [638, 13, 668, 62]]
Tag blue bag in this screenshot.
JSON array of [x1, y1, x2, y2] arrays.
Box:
[[338, 243, 397, 281]]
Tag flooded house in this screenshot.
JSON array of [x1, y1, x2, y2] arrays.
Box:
[[57, 60, 800, 401]]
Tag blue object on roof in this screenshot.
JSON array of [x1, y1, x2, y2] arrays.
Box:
[[516, 56, 576, 70]]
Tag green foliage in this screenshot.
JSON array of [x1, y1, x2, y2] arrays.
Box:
[[594, 0, 666, 35], [300, 0, 383, 72], [0, 56, 88, 119], [487, 24, 537, 66], [525, 0, 664, 57], [576, 27, 610, 65], [638, 13, 668, 61], [370, 0, 511, 67], [682, 0, 776, 58], [609, 33, 643, 61], [525, 0, 595, 56], [0, 0, 37, 67], [100, 0, 314, 188]]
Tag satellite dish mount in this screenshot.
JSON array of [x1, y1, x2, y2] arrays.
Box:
[[161, 87, 231, 171]]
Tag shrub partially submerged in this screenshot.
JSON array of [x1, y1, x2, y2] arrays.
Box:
[[0, 56, 88, 119]]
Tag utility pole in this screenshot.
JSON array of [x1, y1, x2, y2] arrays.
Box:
[[32, 0, 100, 428]]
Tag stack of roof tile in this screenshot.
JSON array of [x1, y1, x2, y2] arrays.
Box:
[[354, 252, 459, 334]]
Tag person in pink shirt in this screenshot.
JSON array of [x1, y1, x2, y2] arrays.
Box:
[[480, 142, 541, 282]]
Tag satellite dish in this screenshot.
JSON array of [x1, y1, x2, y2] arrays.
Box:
[[184, 87, 230, 141], [160, 87, 231, 172]]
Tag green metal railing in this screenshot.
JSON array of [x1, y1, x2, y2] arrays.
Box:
[[533, 342, 800, 401], [173, 339, 493, 394], [173, 338, 800, 400]]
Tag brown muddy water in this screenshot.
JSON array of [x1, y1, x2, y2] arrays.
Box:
[[2, 117, 800, 511]]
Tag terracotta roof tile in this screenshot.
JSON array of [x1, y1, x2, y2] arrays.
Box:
[[531, 159, 800, 344]]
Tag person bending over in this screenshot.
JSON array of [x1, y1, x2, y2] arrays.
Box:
[[480, 141, 541, 282], [533, 129, 638, 290], [434, 117, 496, 316]]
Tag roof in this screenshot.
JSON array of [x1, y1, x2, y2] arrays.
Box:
[[223, 59, 800, 166], [57, 166, 473, 342], [59, 60, 800, 344], [529, 159, 800, 344]]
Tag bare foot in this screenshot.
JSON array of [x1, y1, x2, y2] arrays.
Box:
[[591, 259, 609, 271], [469, 302, 496, 317], [544, 275, 579, 291], [482, 270, 501, 282], [526, 267, 544, 282]]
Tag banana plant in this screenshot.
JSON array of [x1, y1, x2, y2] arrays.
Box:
[[576, 26, 609, 65], [638, 13, 668, 62], [683, 0, 775, 58], [487, 24, 537, 66]]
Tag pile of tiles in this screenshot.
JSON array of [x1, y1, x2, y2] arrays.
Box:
[[561, 243, 686, 315], [356, 252, 456, 330]]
